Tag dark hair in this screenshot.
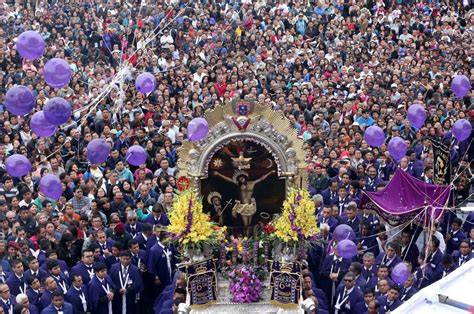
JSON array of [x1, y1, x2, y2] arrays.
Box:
[[45, 249, 57, 258], [363, 288, 375, 296], [112, 242, 123, 250], [52, 289, 65, 298], [442, 254, 453, 266], [128, 239, 139, 248], [460, 239, 471, 249], [451, 218, 462, 226], [378, 265, 389, 272], [71, 273, 82, 283], [142, 223, 153, 233], [27, 255, 38, 263], [27, 275, 39, 285], [389, 285, 400, 293], [82, 249, 93, 257], [350, 262, 363, 275], [11, 259, 22, 268], [2, 176, 12, 183], [174, 287, 187, 297], [120, 250, 131, 257]]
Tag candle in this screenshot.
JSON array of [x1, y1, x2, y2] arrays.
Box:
[[242, 239, 248, 264], [220, 241, 226, 266], [263, 241, 270, 262], [253, 240, 259, 265], [232, 240, 238, 264]]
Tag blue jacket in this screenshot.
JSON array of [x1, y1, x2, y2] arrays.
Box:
[[334, 286, 364, 314], [40, 301, 74, 314]]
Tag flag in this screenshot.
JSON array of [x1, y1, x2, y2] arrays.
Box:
[[431, 140, 451, 185]]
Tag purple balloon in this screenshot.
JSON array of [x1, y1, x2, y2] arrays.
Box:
[[387, 136, 408, 160], [333, 224, 356, 242], [391, 263, 410, 284], [5, 154, 32, 177], [452, 119, 472, 142], [39, 174, 62, 200], [364, 126, 385, 147], [451, 75, 471, 98], [407, 104, 427, 129], [44, 97, 72, 126], [30, 111, 57, 138], [5, 85, 35, 116], [336, 239, 357, 259], [86, 139, 110, 164], [43, 58, 71, 89], [16, 31, 45, 60], [188, 117, 209, 142], [135, 72, 156, 94], [126, 145, 148, 166]]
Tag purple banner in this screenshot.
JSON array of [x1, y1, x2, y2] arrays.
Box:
[[360, 169, 452, 226]]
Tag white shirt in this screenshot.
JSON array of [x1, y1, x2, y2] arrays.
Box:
[[415, 230, 446, 253]]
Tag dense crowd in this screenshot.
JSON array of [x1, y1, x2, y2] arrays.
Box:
[[0, 0, 473, 313]]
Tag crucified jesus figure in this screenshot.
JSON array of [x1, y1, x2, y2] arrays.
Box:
[[213, 169, 275, 236]]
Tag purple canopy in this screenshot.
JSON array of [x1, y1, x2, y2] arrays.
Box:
[[359, 169, 453, 227]]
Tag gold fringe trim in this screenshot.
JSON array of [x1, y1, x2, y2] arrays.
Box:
[[190, 301, 216, 310], [269, 300, 299, 310]]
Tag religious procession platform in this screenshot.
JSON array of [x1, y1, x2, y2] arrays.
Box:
[[190, 275, 303, 314]]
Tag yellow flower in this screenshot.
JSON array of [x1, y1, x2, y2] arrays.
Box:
[[274, 188, 319, 243]]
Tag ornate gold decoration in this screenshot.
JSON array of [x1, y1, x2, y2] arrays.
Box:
[[231, 152, 252, 170], [177, 100, 307, 195], [211, 158, 224, 169]]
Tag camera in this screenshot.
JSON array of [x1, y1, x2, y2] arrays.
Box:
[[301, 298, 316, 313]]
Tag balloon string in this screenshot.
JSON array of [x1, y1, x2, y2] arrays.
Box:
[[355, 210, 425, 255], [132, 6, 189, 66]]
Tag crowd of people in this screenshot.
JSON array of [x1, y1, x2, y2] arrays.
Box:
[[0, 0, 473, 313]]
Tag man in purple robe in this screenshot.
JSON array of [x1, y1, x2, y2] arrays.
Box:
[[39, 250, 70, 278], [0, 283, 16, 314], [24, 256, 48, 284], [87, 262, 115, 314], [6, 259, 27, 296], [38, 277, 58, 311], [46, 260, 69, 295], [70, 249, 96, 286], [65, 274, 89, 314], [110, 250, 144, 314], [147, 232, 174, 299], [40, 289, 74, 314]]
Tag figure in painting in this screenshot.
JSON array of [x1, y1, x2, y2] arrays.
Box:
[[207, 191, 225, 226], [213, 169, 275, 236]]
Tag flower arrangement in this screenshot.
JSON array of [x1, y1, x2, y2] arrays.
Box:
[[168, 189, 225, 248], [274, 189, 319, 243], [228, 266, 263, 303]]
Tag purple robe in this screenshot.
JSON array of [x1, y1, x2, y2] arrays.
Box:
[[40, 301, 74, 314], [40, 259, 70, 277], [109, 263, 144, 314], [24, 268, 48, 283], [87, 275, 116, 314], [125, 222, 143, 238], [135, 233, 149, 250], [0, 296, 16, 314], [105, 256, 120, 270], [26, 287, 41, 307], [71, 263, 96, 286], [6, 273, 27, 295], [147, 243, 173, 296], [144, 213, 170, 226], [51, 273, 69, 294], [65, 285, 89, 314], [38, 290, 53, 311], [96, 240, 114, 256]]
